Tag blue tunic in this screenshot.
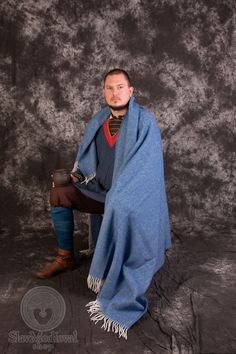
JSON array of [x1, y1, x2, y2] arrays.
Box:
[[95, 124, 116, 192]]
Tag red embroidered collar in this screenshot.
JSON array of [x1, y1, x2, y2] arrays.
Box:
[[103, 119, 119, 147]]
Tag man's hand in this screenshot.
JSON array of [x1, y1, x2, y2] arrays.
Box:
[[70, 174, 79, 183]]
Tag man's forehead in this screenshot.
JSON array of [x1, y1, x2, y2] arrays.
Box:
[[104, 73, 128, 85]]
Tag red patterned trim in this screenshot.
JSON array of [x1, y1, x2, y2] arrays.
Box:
[[103, 119, 119, 147]]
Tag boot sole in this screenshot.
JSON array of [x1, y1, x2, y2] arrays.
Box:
[[36, 265, 77, 279]]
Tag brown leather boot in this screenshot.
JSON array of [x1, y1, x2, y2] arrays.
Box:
[[36, 248, 77, 279]]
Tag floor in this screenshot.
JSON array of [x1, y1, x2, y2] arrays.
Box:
[[0, 219, 235, 354]]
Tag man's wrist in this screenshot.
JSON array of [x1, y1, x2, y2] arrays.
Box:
[[71, 171, 85, 183]]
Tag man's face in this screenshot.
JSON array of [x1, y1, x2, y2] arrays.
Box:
[[103, 73, 134, 111]]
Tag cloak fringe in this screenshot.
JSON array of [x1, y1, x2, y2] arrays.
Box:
[[86, 300, 128, 340], [87, 274, 104, 293]]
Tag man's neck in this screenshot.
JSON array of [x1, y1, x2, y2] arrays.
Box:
[[110, 108, 127, 117]]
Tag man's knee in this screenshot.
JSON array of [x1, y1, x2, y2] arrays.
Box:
[[50, 184, 78, 208]]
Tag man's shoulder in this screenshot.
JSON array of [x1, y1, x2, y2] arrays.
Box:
[[139, 105, 153, 117], [92, 106, 110, 120], [137, 104, 160, 129], [85, 106, 110, 129]]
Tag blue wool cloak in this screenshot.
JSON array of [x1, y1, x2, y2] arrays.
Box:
[[74, 96, 171, 339]]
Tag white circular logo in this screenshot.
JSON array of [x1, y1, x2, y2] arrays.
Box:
[[20, 286, 66, 332]]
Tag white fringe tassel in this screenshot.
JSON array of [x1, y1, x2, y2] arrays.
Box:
[[86, 300, 128, 340], [87, 274, 104, 294]]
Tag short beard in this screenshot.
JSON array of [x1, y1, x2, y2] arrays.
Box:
[[108, 102, 129, 112]]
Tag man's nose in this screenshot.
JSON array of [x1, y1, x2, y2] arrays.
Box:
[[112, 87, 119, 95]]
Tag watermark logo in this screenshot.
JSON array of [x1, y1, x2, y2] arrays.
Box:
[[8, 286, 78, 351], [20, 286, 66, 331]]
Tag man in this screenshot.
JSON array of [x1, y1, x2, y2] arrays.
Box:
[[36, 69, 171, 339]]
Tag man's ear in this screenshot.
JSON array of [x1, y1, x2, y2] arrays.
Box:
[[129, 86, 134, 97]]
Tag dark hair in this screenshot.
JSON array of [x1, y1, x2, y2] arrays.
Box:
[[103, 68, 131, 86]]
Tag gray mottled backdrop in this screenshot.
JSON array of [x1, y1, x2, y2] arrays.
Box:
[[0, 0, 235, 233]]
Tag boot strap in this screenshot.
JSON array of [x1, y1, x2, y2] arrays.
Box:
[[57, 254, 72, 260]]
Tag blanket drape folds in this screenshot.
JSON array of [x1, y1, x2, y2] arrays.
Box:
[[74, 97, 171, 338]]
